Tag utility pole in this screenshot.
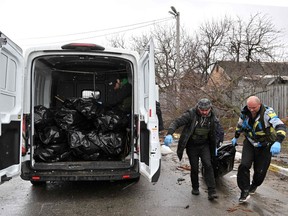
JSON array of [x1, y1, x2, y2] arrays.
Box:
[[169, 6, 180, 106], [169, 6, 180, 75]]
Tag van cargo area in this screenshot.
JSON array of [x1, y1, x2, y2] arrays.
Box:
[[21, 52, 140, 183]]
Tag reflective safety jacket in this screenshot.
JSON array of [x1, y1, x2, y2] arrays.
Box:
[[235, 104, 286, 145]]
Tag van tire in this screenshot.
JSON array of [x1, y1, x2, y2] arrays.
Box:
[[30, 180, 46, 186]]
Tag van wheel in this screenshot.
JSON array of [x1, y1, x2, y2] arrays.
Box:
[[30, 180, 46, 186]]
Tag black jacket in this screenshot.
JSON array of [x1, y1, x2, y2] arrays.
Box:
[[167, 107, 221, 161]]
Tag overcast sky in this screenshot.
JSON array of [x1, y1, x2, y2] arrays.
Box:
[[1, 0, 288, 50]]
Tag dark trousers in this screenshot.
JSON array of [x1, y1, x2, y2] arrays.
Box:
[[186, 143, 216, 191], [237, 138, 272, 192]]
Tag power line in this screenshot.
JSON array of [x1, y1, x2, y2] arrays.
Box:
[[23, 17, 173, 46], [21, 17, 172, 40]]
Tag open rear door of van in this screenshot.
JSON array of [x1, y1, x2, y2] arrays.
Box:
[[0, 32, 23, 184], [138, 38, 161, 182]]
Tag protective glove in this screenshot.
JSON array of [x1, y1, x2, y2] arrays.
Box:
[[270, 141, 281, 155], [164, 134, 173, 146], [231, 137, 238, 146]]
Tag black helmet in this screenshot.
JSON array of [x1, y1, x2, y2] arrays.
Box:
[[197, 98, 212, 110]]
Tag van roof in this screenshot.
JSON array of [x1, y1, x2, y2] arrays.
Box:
[[24, 43, 139, 58]]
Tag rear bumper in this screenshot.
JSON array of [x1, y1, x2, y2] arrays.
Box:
[[21, 160, 140, 182]]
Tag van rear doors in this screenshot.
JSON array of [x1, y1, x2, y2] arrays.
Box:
[[138, 39, 161, 182], [0, 32, 23, 184]]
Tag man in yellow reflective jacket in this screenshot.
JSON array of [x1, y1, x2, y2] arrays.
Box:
[[231, 96, 287, 203]]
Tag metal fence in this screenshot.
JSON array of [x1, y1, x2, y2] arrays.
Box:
[[256, 84, 288, 118]]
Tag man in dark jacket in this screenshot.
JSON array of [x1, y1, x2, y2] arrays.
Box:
[[164, 98, 223, 200]]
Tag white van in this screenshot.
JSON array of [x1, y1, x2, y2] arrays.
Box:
[[0, 32, 161, 185]]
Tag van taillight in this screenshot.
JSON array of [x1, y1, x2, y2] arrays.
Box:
[[32, 176, 41, 181], [61, 43, 105, 51], [122, 175, 131, 179]]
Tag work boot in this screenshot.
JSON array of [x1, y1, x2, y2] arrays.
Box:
[[208, 190, 218, 200], [239, 190, 250, 203], [191, 188, 200, 195], [249, 184, 257, 195]]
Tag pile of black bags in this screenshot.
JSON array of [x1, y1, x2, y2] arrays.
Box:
[[33, 98, 130, 162]]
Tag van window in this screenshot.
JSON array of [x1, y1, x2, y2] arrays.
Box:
[[0, 53, 8, 89], [7, 60, 17, 92], [0, 52, 18, 112]]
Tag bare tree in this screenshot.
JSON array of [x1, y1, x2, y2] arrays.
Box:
[[106, 34, 127, 49], [244, 13, 282, 62], [190, 13, 284, 118], [118, 24, 202, 125], [226, 13, 283, 62], [226, 16, 244, 62], [105, 12, 286, 123], [195, 16, 232, 81]]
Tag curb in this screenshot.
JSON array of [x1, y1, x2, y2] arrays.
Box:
[[269, 163, 288, 177], [236, 151, 288, 177]]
